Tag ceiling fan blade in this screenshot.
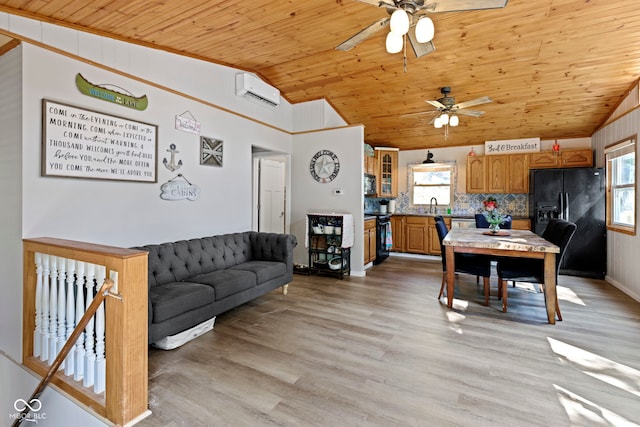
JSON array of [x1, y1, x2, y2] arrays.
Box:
[[335, 17, 390, 51], [425, 0, 508, 13], [401, 110, 438, 118], [453, 96, 493, 109], [454, 109, 486, 117], [354, 0, 396, 7], [425, 99, 446, 109], [406, 26, 436, 58]]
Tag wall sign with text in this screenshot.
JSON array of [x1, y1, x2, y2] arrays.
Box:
[[42, 99, 158, 182], [484, 138, 540, 155]]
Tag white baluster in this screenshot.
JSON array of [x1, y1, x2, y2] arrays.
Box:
[[34, 252, 43, 358], [94, 265, 107, 394], [40, 254, 50, 362], [56, 257, 67, 369], [64, 258, 76, 376], [83, 263, 96, 388], [48, 256, 59, 365], [73, 261, 86, 382]]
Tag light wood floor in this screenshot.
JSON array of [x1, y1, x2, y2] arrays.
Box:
[[138, 256, 640, 426]]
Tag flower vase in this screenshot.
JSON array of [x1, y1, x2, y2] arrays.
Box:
[[489, 223, 500, 234]]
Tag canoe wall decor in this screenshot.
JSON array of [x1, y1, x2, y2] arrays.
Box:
[[75, 73, 149, 111]]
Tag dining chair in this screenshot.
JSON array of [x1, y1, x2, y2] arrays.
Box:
[[474, 213, 512, 229], [434, 216, 493, 305], [496, 219, 577, 320], [473, 213, 512, 290], [500, 218, 561, 295]]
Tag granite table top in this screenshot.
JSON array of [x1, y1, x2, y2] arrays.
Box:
[[443, 228, 559, 253]]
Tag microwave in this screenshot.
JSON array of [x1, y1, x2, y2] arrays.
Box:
[[364, 174, 377, 196]]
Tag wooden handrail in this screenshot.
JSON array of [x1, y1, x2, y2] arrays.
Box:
[[22, 237, 149, 426], [13, 279, 114, 427]]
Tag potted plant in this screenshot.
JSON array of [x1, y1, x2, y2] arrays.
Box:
[[482, 196, 506, 233]]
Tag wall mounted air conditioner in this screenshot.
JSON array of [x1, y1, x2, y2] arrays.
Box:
[[236, 73, 280, 107]]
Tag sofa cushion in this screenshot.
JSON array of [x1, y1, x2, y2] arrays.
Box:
[[230, 261, 286, 284], [150, 282, 216, 323], [194, 269, 257, 300]]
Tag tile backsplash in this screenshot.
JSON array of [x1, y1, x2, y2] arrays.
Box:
[[366, 193, 529, 217]]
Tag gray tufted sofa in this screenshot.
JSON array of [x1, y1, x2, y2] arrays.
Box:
[[135, 231, 297, 343]]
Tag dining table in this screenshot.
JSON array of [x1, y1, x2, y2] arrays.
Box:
[[442, 228, 560, 324]]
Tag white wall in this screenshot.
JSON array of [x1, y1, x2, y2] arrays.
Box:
[[0, 43, 108, 427], [292, 99, 347, 132], [291, 126, 366, 276], [0, 39, 24, 385], [592, 108, 640, 302], [20, 44, 292, 246]]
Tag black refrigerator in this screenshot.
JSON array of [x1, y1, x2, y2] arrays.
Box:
[[530, 168, 606, 279]]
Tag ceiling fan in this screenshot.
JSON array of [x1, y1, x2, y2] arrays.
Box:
[[336, 0, 509, 58], [403, 86, 492, 128]]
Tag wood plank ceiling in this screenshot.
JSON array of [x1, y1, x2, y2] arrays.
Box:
[[1, 0, 639, 150]]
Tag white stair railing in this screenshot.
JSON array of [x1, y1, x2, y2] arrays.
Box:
[[23, 237, 149, 425], [73, 261, 86, 382], [31, 253, 109, 394], [64, 258, 76, 377]]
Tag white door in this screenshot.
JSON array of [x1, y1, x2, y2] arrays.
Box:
[[258, 158, 286, 233]]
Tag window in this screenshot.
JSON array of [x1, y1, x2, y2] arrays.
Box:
[[605, 136, 636, 235], [410, 163, 454, 206]]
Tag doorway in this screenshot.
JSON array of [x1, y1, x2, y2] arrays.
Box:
[[254, 157, 287, 233]]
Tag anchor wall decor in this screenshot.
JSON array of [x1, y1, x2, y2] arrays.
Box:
[[163, 143, 183, 172]]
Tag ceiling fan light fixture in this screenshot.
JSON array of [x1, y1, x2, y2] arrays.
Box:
[[440, 113, 449, 125], [390, 9, 410, 36], [415, 17, 435, 43], [434, 117, 443, 128], [385, 32, 403, 54], [449, 115, 459, 127]]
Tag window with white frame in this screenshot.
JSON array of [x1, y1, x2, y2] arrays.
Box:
[[605, 136, 636, 235], [410, 163, 455, 207]]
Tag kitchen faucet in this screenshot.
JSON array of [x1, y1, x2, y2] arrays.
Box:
[[430, 197, 438, 214]]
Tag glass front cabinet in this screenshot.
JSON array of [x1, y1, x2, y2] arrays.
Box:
[[375, 148, 398, 198]]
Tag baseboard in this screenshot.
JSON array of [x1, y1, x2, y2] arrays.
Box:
[[605, 275, 640, 303]]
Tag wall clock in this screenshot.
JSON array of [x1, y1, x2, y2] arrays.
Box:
[[310, 150, 340, 183]]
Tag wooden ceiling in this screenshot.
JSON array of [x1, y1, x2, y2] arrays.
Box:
[[1, 0, 640, 150]]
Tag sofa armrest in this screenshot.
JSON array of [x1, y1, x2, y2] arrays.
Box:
[[249, 232, 297, 274]]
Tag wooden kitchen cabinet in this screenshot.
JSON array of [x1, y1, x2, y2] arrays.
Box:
[[376, 148, 398, 198], [364, 218, 377, 264], [404, 216, 450, 255], [487, 154, 529, 194], [560, 148, 593, 167], [467, 149, 593, 194], [508, 154, 529, 193], [364, 155, 378, 176], [529, 148, 593, 169], [427, 216, 450, 255], [466, 156, 487, 193], [511, 218, 532, 230], [390, 215, 405, 252], [487, 155, 508, 193], [405, 216, 429, 254]]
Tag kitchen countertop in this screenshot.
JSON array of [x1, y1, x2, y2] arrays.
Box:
[[364, 212, 531, 220]]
